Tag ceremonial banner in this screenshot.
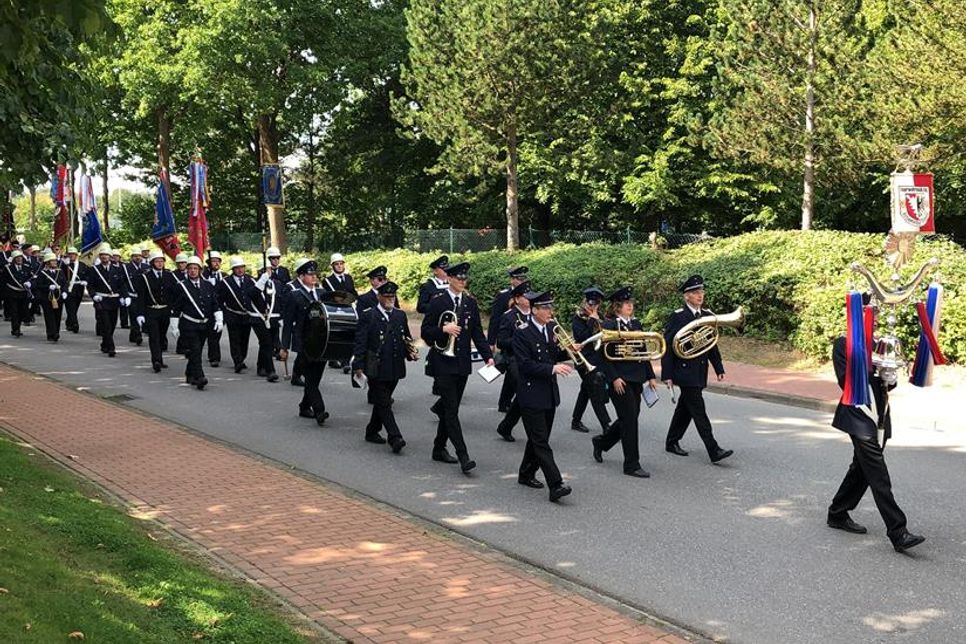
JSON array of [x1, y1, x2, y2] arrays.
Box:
[[890, 171, 935, 234], [188, 160, 211, 254], [51, 165, 71, 246], [78, 174, 103, 255], [152, 170, 183, 260], [261, 165, 284, 205]]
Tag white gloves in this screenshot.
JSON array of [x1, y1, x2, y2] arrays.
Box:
[[213, 310, 224, 333], [170, 318, 180, 338], [78, 280, 87, 286], [254, 272, 270, 290], [121, 297, 131, 307], [93, 294, 103, 302], [24, 281, 31, 289], [136, 316, 145, 327], [207, 277, 217, 285], [49, 284, 58, 291], [61, 292, 68, 300]]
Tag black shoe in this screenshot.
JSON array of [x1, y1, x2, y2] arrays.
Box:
[[328, 360, 340, 369], [460, 457, 476, 474], [624, 468, 651, 478], [549, 484, 572, 502], [892, 530, 925, 553], [234, 364, 245, 374], [432, 449, 458, 464], [430, 402, 443, 419], [365, 434, 387, 445], [827, 516, 867, 534], [210, 361, 220, 368], [315, 411, 328, 426], [592, 436, 603, 463], [497, 425, 515, 442], [498, 404, 510, 413], [518, 477, 544, 489], [390, 439, 406, 454], [342, 365, 351, 375], [666, 443, 689, 457], [195, 377, 208, 390], [160, 362, 169, 368], [298, 407, 315, 418], [239, 363, 248, 371], [571, 420, 590, 433], [710, 448, 734, 463], [291, 376, 305, 387], [135, 340, 142, 346], [257, 368, 268, 377], [107, 351, 116, 358], [152, 362, 162, 373], [266, 373, 279, 383]]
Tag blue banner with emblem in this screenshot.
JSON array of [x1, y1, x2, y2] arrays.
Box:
[[261, 165, 284, 206]]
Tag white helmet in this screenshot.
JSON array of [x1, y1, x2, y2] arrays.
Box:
[[9, 250, 23, 259], [330, 252, 345, 264], [229, 256, 246, 269], [67, 246, 78, 254], [185, 255, 203, 268], [175, 253, 188, 264], [148, 250, 165, 262], [266, 246, 281, 258], [42, 251, 57, 263], [97, 243, 113, 256], [208, 251, 222, 261]]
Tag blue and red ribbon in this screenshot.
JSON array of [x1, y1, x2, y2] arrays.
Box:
[[842, 291, 871, 407], [910, 283, 945, 387]]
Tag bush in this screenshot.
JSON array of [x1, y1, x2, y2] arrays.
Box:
[[342, 231, 966, 364]]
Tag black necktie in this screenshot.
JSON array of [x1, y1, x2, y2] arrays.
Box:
[[542, 326, 548, 343], [454, 295, 460, 311]]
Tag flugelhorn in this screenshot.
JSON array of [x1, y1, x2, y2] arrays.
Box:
[[551, 322, 595, 374], [599, 329, 666, 361], [672, 307, 744, 360], [434, 310, 459, 357]]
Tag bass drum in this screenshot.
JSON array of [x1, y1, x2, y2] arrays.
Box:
[[303, 291, 358, 362]]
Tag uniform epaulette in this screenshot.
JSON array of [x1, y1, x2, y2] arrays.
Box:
[[674, 308, 684, 313]]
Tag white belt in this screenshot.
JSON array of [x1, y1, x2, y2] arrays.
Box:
[[225, 307, 247, 316], [148, 304, 168, 309], [182, 314, 208, 324]]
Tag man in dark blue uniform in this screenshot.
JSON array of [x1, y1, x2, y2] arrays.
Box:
[[570, 286, 612, 433], [61, 246, 87, 333], [218, 256, 255, 374], [203, 251, 225, 368], [494, 280, 531, 441], [3, 250, 32, 337], [512, 290, 574, 502], [827, 333, 924, 552], [87, 244, 126, 357], [421, 262, 494, 473], [261, 246, 292, 284], [661, 275, 733, 463], [489, 265, 529, 412], [134, 250, 176, 372], [356, 265, 399, 313], [32, 250, 68, 341], [170, 255, 223, 390], [280, 260, 329, 425], [246, 262, 282, 383], [352, 280, 418, 453], [592, 286, 658, 478], [119, 249, 144, 346], [322, 253, 357, 373], [416, 255, 449, 314]]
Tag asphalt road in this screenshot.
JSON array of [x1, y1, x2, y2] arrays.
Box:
[[3, 309, 965, 643]]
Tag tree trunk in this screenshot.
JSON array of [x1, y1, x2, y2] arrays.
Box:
[[28, 186, 36, 230], [102, 148, 110, 232], [157, 110, 172, 178], [801, 1, 817, 231], [505, 122, 520, 251], [258, 113, 287, 253]]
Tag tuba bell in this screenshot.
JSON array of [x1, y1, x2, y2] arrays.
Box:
[[599, 329, 666, 361], [434, 310, 459, 357], [672, 307, 744, 360]]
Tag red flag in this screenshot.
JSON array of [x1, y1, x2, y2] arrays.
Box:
[[188, 160, 210, 254], [52, 165, 70, 245]]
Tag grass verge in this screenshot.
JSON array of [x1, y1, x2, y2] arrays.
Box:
[[0, 435, 325, 643]]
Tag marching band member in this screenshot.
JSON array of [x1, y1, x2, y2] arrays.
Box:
[[489, 265, 530, 412], [416, 255, 449, 314], [322, 252, 357, 373], [170, 255, 223, 390], [352, 280, 417, 453], [281, 259, 329, 424], [357, 266, 398, 313], [134, 250, 175, 372], [570, 286, 612, 433], [512, 290, 573, 502], [3, 249, 32, 337], [247, 261, 282, 383], [494, 280, 531, 442], [203, 251, 225, 367], [261, 246, 291, 283], [218, 256, 255, 374], [121, 249, 144, 346], [61, 246, 87, 333], [172, 253, 189, 281], [421, 262, 494, 473], [32, 250, 67, 342], [111, 250, 131, 330], [87, 244, 126, 358], [591, 286, 658, 478], [661, 275, 733, 463]]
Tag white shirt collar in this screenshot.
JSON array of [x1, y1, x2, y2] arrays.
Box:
[[686, 304, 701, 316], [617, 315, 632, 325], [447, 288, 462, 300]]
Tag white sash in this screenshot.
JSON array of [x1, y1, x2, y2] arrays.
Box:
[[178, 280, 207, 320]]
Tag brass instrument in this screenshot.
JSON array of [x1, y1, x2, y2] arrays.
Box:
[[599, 329, 666, 361], [435, 310, 459, 357], [850, 258, 939, 306], [672, 307, 744, 360], [405, 336, 419, 361], [50, 286, 60, 310], [551, 322, 595, 374]]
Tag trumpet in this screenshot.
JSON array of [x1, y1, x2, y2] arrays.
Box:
[[672, 307, 744, 360], [551, 323, 596, 374], [599, 329, 666, 361], [434, 310, 459, 357]]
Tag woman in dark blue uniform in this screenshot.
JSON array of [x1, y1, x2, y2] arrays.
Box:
[[570, 286, 612, 433]]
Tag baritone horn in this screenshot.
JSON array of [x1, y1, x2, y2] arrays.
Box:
[[434, 310, 459, 357], [599, 329, 666, 361], [672, 307, 744, 360], [551, 323, 595, 374]]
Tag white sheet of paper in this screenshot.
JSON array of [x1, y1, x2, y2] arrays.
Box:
[[642, 384, 659, 408], [353, 372, 368, 389], [477, 363, 503, 383]]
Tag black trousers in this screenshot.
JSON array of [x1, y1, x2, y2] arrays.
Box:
[[599, 381, 643, 472], [572, 381, 612, 430], [519, 407, 563, 488], [292, 351, 305, 381], [207, 328, 222, 364], [96, 306, 118, 352], [433, 374, 470, 458], [366, 379, 403, 443], [6, 296, 28, 335], [143, 312, 170, 365], [498, 366, 515, 409], [251, 320, 277, 375], [497, 362, 522, 435], [829, 434, 908, 539], [665, 386, 721, 455], [40, 301, 62, 339], [182, 326, 208, 382], [300, 360, 325, 414], [65, 291, 82, 331], [119, 303, 129, 327], [129, 310, 143, 344], [226, 319, 251, 368]]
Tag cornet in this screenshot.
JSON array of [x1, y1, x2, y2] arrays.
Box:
[[551, 322, 595, 374], [434, 310, 459, 357]]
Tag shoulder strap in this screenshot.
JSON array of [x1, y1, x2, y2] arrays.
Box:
[[142, 272, 160, 306], [94, 265, 116, 295], [178, 280, 206, 318]]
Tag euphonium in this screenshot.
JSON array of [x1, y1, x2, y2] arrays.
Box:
[[434, 310, 459, 357], [672, 307, 744, 360], [599, 329, 666, 361], [551, 322, 595, 374]]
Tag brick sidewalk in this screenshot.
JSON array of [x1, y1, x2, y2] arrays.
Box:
[[0, 365, 690, 644]]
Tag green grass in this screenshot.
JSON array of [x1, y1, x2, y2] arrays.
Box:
[[0, 436, 323, 643]]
